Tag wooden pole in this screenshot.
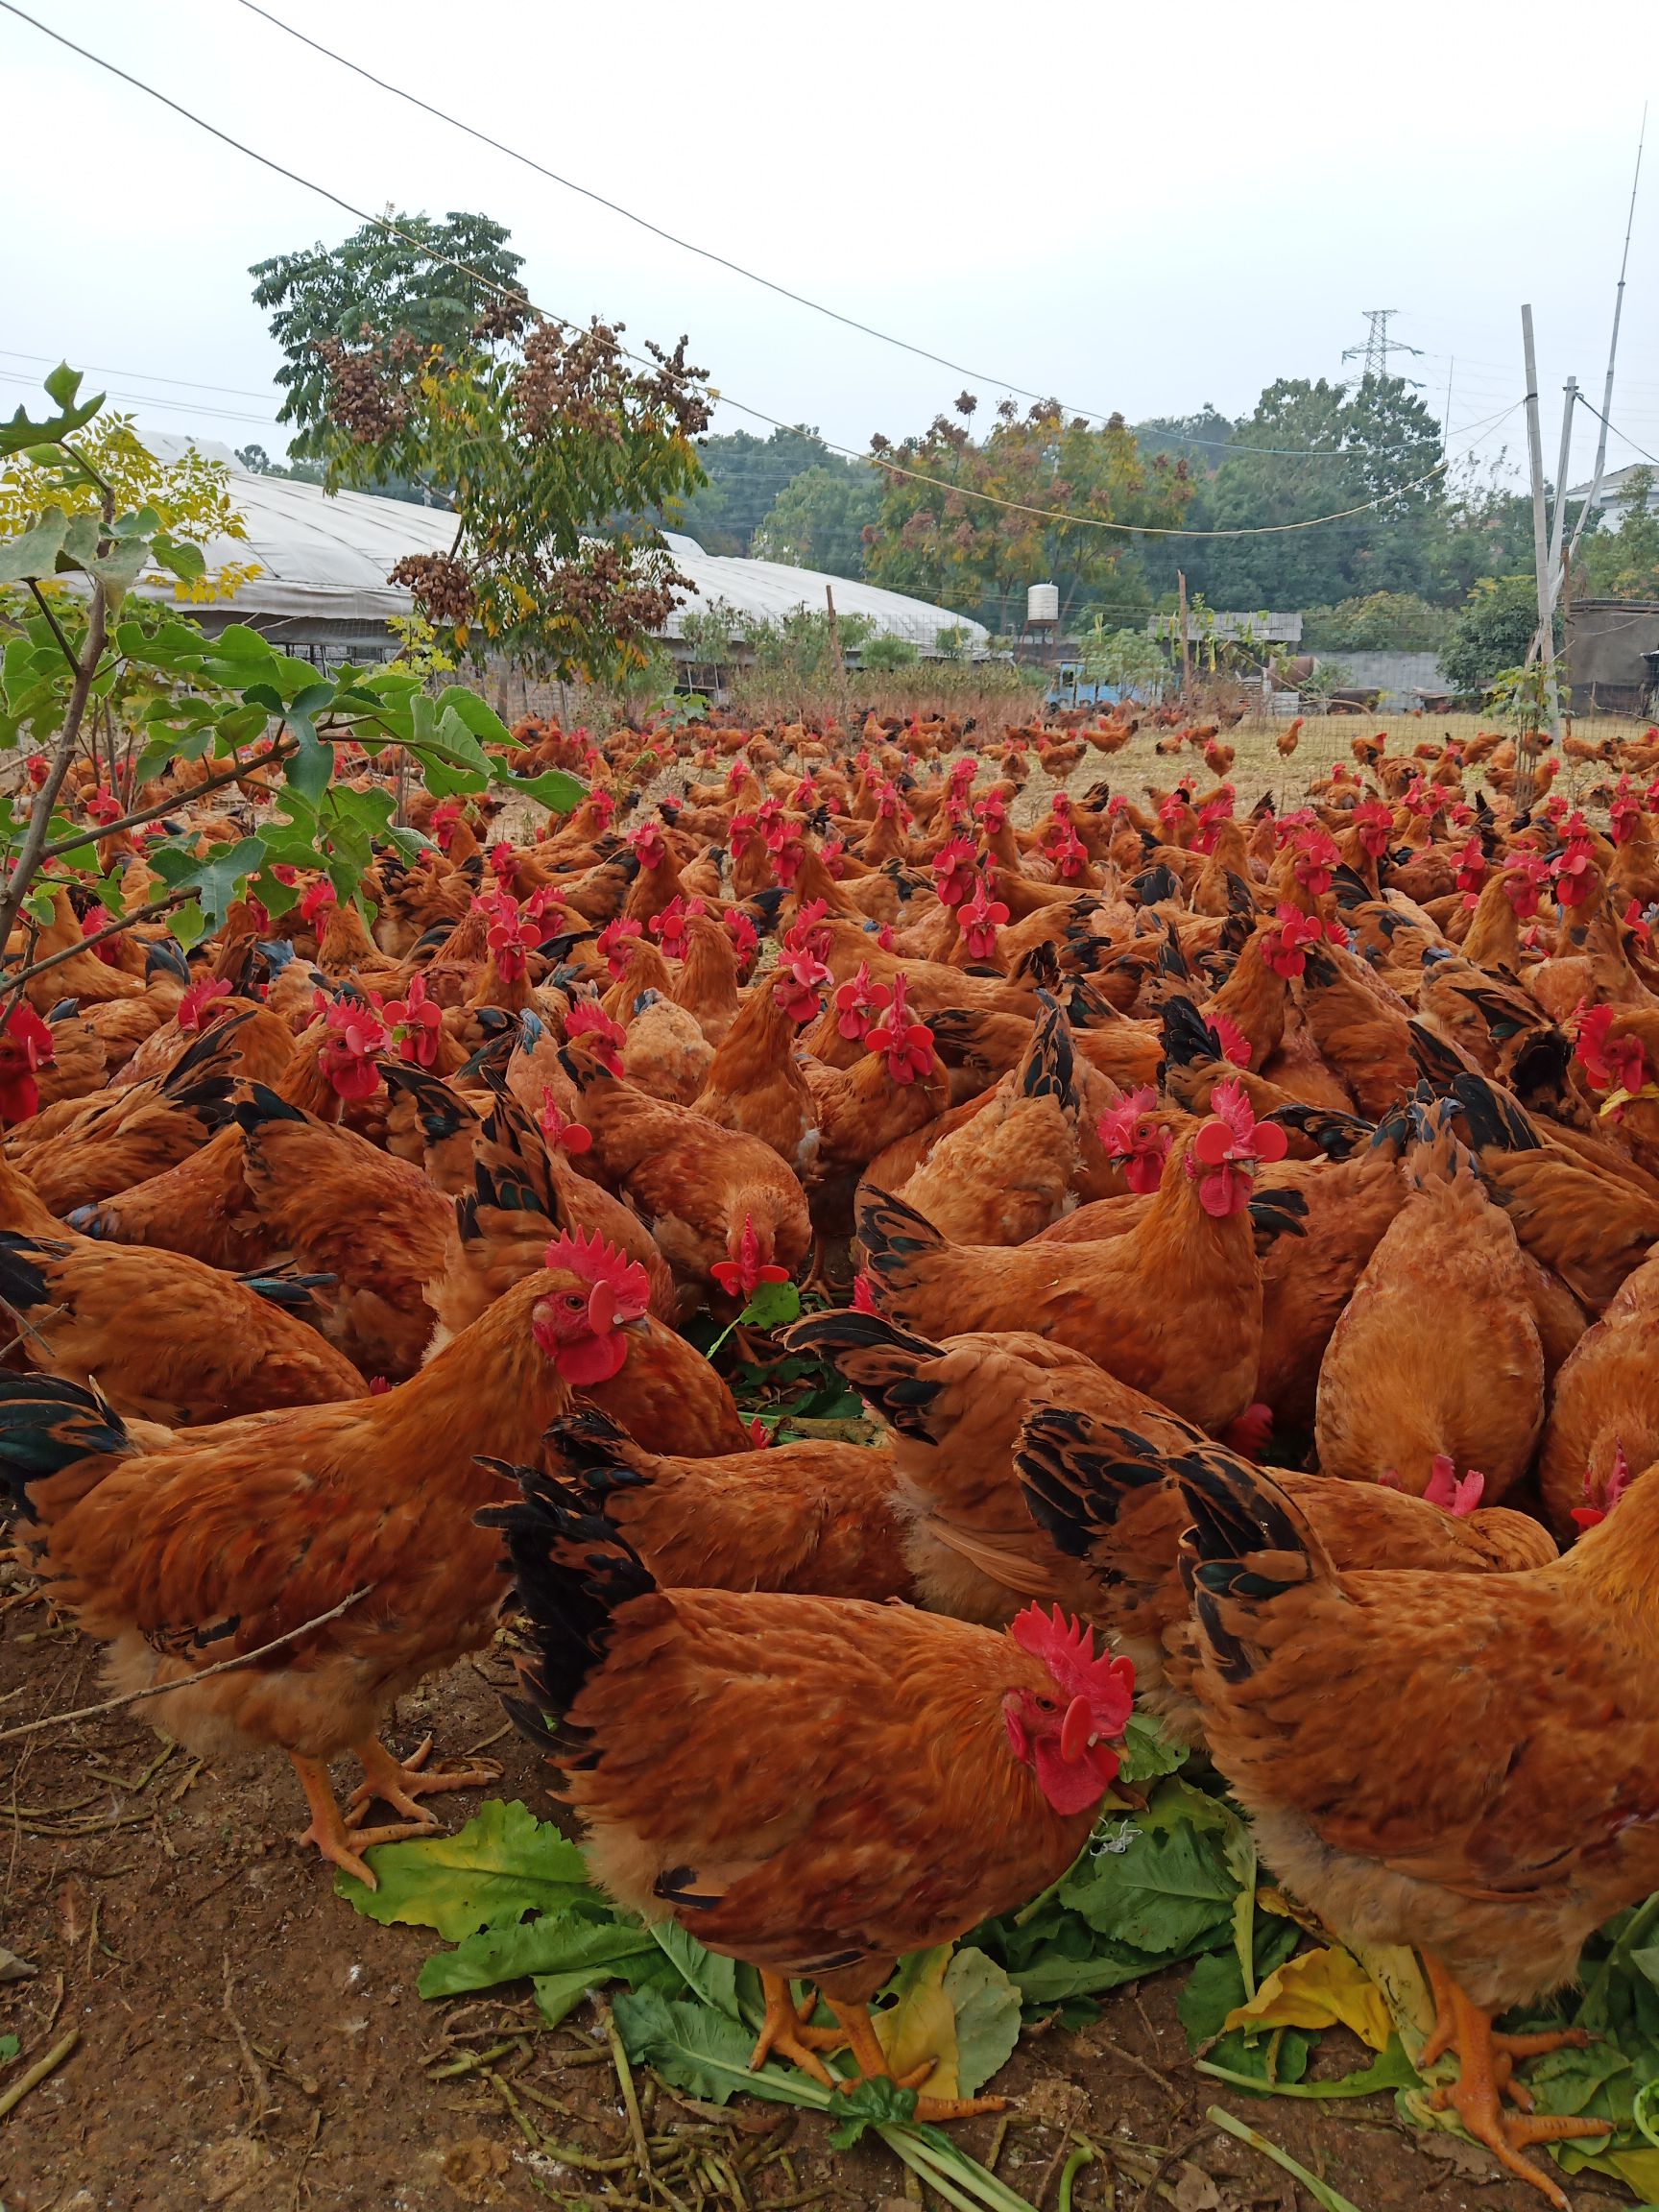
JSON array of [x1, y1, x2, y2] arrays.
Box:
[[825, 584, 847, 732], [1520, 305, 1561, 753], [1176, 570, 1191, 692]]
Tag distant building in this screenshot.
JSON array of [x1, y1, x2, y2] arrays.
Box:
[[129, 441, 982, 675], [1564, 462, 1659, 525], [1564, 599, 1659, 715]]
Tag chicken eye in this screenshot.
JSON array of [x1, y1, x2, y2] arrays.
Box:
[[564, 1293, 585, 1311]]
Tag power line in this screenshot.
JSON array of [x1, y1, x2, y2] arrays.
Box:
[[0, 0, 1514, 543], [0, 367, 279, 430], [226, 0, 1463, 465], [1573, 393, 1659, 469], [0, 346, 281, 404]]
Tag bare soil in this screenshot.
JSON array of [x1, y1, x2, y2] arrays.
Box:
[[0, 1592, 1627, 2212]]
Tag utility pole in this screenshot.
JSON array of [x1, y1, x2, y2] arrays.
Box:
[[1567, 105, 1647, 571], [1342, 309, 1425, 385], [1520, 305, 1562, 747], [1176, 571, 1191, 691], [1546, 378, 1578, 619]]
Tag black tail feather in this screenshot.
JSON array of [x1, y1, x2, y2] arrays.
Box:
[[1449, 1069, 1543, 1154], [854, 1186, 947, 1291], [1264, 1103, 1375, 1160], [1247, 1185, 1309, 1241], [0, 1230, 60, 1314], [781, 1309, 949, 1441], [477, 1460, 656, 1766], [1016, 1405, 1200, 1559], [1022, 994, 1077, 1107], [0, 1372, 132, 1522]]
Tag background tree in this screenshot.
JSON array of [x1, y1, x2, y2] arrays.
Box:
[[752, 463, 880, 578], [1184, 375, 1445, 609], [1575, 468, 1659, 601], [665, 427, 862, 555], [864, 395, 1191, 635], [1301, 592, 1453, 653], [252, 210, 526, 478], [1442, 574, 1553, 695], [252, 216, 712, 682]]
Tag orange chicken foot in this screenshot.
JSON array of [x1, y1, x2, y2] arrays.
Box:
[[750, 1972, 837, 2087], [289, 1754, 435, 1889], [345, 1735, 500, 1828], [1421, 1957, 1602, 2210]]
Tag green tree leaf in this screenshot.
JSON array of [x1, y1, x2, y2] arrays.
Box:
[[333, 1799, 593, 1937]]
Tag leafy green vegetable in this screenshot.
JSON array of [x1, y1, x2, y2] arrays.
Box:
[[334, 1799, 593, 1936], [417, 1906, 657, 2001], [944, 1947, 1023, 2099], [826, 2074, 918, 2149]]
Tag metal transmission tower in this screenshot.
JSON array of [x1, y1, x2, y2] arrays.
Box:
[[1342, 310, 1425, 385]]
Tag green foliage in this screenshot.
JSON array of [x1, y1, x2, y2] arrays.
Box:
[[753, 463, 881, 578], [1184, 375, 1444, 610], [668, 425, 848, 555], [1575, 468, 1659, 602], [1484, 660, 1556, 733], [250, 213, 709, 680], [334, 1798, 595, 1936], [865, 396, 1191, 635], [251, 209, 526, 465], [1442, 573, 1551, 694], [1301, 592, 1453, 653], [0, 368, 582, 981], [860, 633, 920, 672], [1078, 620, 1168, 694]]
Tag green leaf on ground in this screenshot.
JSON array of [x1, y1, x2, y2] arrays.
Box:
[[335, 1799, 593, 1937]]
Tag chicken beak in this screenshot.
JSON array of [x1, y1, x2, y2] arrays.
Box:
[[1060, 1695, 1094, 1764]]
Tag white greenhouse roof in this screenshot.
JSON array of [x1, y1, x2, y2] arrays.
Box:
[[132, 442, 985, 650]]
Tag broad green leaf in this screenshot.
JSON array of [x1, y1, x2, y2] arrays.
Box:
[[147, 836, 266, 928], [826, 2074, 918, 2150], [0, 375, 104, 458], [613, 1987, 812, 2111], [417, 1905, 655, 2000], [493, 767, 586, 814], [334, 1799, 593, 1938], [167, 898, 206, 950], [1118, 1711, 1188, 1788], [0, 510, 71, 589], [943, 1947, 1022, 2100], [739, 1279, 801, 1331], [437, 684, 511, 748], [534, 1946, 685, 2028], [148, 533, 206, 583], [1058, 1806, 1234, 1958], [649, 1920, 739, 2019], [22, 885, 56, 927], [285, 720, 332, 808]]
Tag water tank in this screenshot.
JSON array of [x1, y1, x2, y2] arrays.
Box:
[[1026, 582, 1060, 627]]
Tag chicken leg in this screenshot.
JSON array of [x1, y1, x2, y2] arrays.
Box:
[[749, 1972, 836, 2087], [290, 1754, 435, 1889], [346, 1734, 500, 1827], [1421, 1956, 1604, 2210]]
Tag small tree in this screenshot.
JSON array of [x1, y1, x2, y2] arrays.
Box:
[[1078, 620, 1168, 697], [252, 214, 712, 682], [0, 367, 583, 991], [1443, 574, 1552, 695]]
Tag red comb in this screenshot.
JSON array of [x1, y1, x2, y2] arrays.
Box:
[[545, 1226, 650, 1322], [1010, 1602, 1135, 1728]]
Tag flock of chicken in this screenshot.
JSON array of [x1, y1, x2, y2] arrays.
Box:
[[8, 704, 1659, 2202]]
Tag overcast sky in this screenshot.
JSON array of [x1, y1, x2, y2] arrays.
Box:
[[4, 0, 1655, 497]]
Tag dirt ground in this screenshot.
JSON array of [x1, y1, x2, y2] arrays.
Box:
[[0, 1589, 1633, 2212]]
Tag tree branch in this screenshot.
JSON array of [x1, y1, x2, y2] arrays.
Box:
[[0, 579, 110, 950], [36, 735, 298, 864], [0, 1585, 374, 1747], [0, 889, 187, 992], [24, 581, 80, 676]]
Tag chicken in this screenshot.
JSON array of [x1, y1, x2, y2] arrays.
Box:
[[63, 1122, 263, 1272], [539, 1407, 912, 1599], [564, 1052, 811, 1312], [1174, 1447, 1659, 2205], [785, 1310, 1202, 1625], [1448, 1070, 1659, 1313], [7, 1018, 243, 1214], [0, 1230, 364, 1424], [891, 994, 1082, 1246], [855, 1079, 1286, 1433], [689, 955, 824, 1173], [0, 1237, 654, 1887], [490, 1457, 1134, 2120], [1538, 1245, 1659, 1538], [426, 1086, 677, 1347], [1313, 1103, 1543, 1500], [1016, 1406, 1555, 1743]]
